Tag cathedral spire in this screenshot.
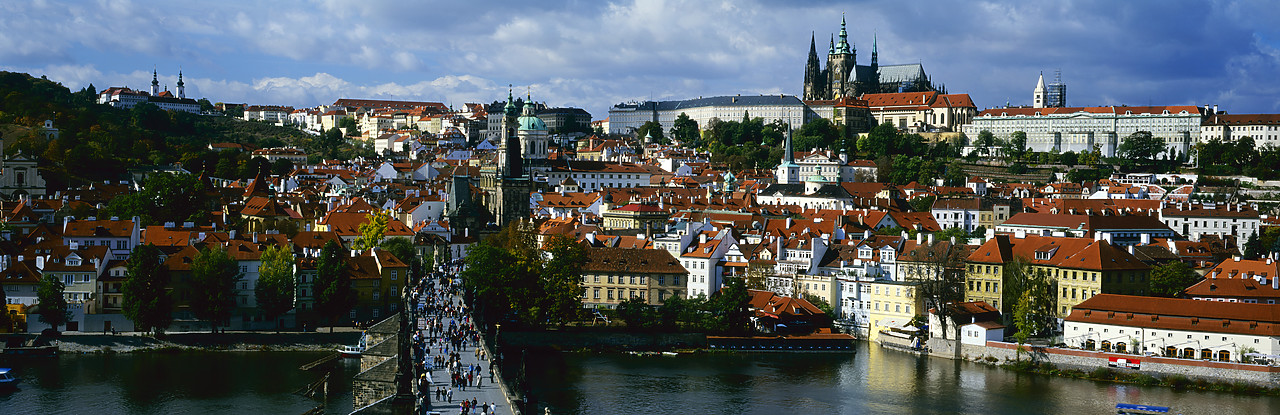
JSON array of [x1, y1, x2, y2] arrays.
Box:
[[836, 14, 851, 54], [829, 34, 834, 55], [871, 32, 879, 67]]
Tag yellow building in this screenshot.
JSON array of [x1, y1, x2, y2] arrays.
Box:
[[965, 234, 1150, 317], [581, 247, 688, 307], [866, 280, 925, 342]]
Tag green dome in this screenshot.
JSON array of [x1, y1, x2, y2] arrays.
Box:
[[518, 115, 547, 131]]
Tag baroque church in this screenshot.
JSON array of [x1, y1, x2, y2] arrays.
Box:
[[802, 17, 940, 100]]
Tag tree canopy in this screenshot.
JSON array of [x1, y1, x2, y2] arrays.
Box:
[[256, 245, 296, 330], [314, 240, 356, 332], [189, 245, 242, 333], [669, 113, 699, 146], [1148, 261, 1201, 298], [461, 223, 584, 328], [122, 244, 173, 334], [352, 210, 391, 251], [36, 275, 71, 331], [1117, 131, 1165, 161]]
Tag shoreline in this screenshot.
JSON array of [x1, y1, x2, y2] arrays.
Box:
[[7, 331, 364, 354]]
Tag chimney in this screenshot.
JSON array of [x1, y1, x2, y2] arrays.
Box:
[[927, 233, 934, 245], [916, 232, 925, 245], [1128, 245, 1135, 255], [36, 256, 44, 271], [699, 233, 707, 245]]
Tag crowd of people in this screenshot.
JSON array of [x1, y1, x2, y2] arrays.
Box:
[[407, 259, 504, 415]]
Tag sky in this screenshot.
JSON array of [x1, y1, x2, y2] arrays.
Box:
[[3, 0, 1279, 120]]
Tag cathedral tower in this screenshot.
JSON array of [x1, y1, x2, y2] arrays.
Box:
[[492, 88, 533, 227], [803, 33, 824, 100], [827, 16, 856, 99]]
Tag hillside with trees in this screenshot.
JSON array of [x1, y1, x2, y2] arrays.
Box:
[[0, 71, 365, 192]]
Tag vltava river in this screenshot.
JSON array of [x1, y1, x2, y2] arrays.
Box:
[[0, 351, 358, 414], [525, 341, 1278, 415]]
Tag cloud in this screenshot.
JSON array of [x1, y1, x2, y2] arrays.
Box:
[[2, 0, 1279, 118]]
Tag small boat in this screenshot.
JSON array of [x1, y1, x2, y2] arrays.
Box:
[[0, 368, 18, 388], [661, 352, 678, 356], [338, 332, 367, 358], [1116, 403, 1170, 414]]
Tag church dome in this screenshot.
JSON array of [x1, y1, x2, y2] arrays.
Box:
[[518, 115, 547, 131]]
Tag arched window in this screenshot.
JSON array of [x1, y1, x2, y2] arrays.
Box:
[[1084, 339, 1096, 350], [1116, 342, 1128, 353], [1101, 341, 1112, 352], [1182, 347, 1195, 359], [1218, 350, 1231, 362], [1164, 346, 1176, 357], [1201, 349, 1213, 360]]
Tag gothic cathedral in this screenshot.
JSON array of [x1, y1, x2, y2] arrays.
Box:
[[803, 17, 938, 100]]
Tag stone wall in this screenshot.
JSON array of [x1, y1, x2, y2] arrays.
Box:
[[960, 340, 1280, 386], [500, 331, 707, 351]]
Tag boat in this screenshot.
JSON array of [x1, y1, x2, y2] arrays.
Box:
[[661, 352, 678, 356], [0, 368, 18, 388], [1115, 403, 1170, 414], [338, 332, 367, 358]]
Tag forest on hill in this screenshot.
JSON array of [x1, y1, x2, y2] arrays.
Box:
[[0, 71, 365, 192]]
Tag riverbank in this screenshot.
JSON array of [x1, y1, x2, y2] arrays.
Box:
[[20, 330, 364, 354]]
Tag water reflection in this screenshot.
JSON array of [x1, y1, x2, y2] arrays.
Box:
[[526, 342, 1279, 415]]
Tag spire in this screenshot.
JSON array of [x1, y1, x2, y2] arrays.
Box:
[[871, 32, 879, 67], [151, 67, 159, 96], [503, 85, 517, 117], [177, 70, 186, 99], [836, 15, 851, 54], [829, 34, 835, 55], [783, 118, 795, 164]]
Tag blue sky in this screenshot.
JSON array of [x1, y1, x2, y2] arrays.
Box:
[[3, 0, 1278, 120]]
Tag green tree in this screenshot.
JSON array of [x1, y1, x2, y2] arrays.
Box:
[[908, 195, 936, 214], [352, 210, 391, 251], [36, 275, 71, 331], [198, 98, 214, 112], [635, 120, 667, 144], [802, 293, 834, 315], [1117, 131, 1165, 161], [1243, 231, 1263, 260], [975, 130, 996, 156], [190, 246, 242, 333], [616, 296, 654, 329], [122, 244, 173, 334], [1148, 261, 1202, 298], [656, 294, 688, 329], [707, 277, 753, 335], [338, 117, 359, 135], [101, 172, 210, 226], [379, 237, 417, 269], [541, 234, 587, 326], [0, 284, 11, 332], [1003, 256, 1057, 338], [1007, 131, 1028, 161], [795, 117, 840, 152], [256, 245, 296, 331], [900, 239, 967, 339], [669, 113, 699, 146], [313, 240, 356, 332]]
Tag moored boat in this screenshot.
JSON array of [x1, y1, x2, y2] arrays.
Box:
[[0, 368, 19, 388]]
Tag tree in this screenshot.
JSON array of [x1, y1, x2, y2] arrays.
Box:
[[707, 277, 753, 335], [669, 113, 699, 146], [795, 117, 840, 152], [352, 210, 391, 251], [338, 117, 359, 135], [1148, 261, 1202, 298], [1117, 131, 1164, 161], [313, 240, 356, 332], [900, 240, 967, 339], [101, 172, 210, 226], [256, 245, 296, 331], [379, 237, 417, 269], [36, 275, 71, 331], [0, 284, 11, 332], [1243, 231, 1263, 260], [1002, 256, 1057, 338], [189, 246, 242, 333], [975, 130, 996, 156], [198, 98, 214, 112], [802, 294, 834, 315], [616, 297, 654, 329], [634, 121, 666, 144], [1007, 131, 1028, 161], [541, 234, 587, 326], [122, 244, 173, 334], [908, 195, 936, 214]]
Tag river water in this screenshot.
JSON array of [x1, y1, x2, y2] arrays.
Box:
[[526, 341, 1279, 415], [0, 351, 359, 414]]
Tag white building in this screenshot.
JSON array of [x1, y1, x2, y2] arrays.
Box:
[[1158, 202, 1260, 248], [964, 105, 1203, 158], [608, 95, 806, 135], [679, 230, 735, 298], [1200, 113, 1280, 147], [1064, 294, 1280, 362]]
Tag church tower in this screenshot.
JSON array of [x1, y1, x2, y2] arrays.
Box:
[[827, 16, 856, 99], [177, 71, 186, 99], [492, 88, 533, 227], [151, 69, 160, 96], [1033, 72, 1047, 108], [517, 93, 549, 174], [803, 33, 824, 100], [775, 120, 801, 184]]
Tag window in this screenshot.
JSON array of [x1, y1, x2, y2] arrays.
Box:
[[593, 289, 600, 299], [607, 290, 614, 300], [240, 265, 248, 273], [391, 271, 398, 280]]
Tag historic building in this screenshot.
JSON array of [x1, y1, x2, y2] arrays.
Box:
[[608, 95, 806, 136], [802, 17, 938, 101], [963, 76, 1205, 158], [477, 90, 534, 228], [97, 69, 200, 113]]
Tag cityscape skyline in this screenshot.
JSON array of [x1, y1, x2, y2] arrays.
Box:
[[3, 0, 1278, 119]]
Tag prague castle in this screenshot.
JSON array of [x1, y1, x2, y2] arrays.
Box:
[[802, 17, 938, 100]]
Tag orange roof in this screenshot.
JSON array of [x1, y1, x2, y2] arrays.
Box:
[[1066, 294, 1280, 336]]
